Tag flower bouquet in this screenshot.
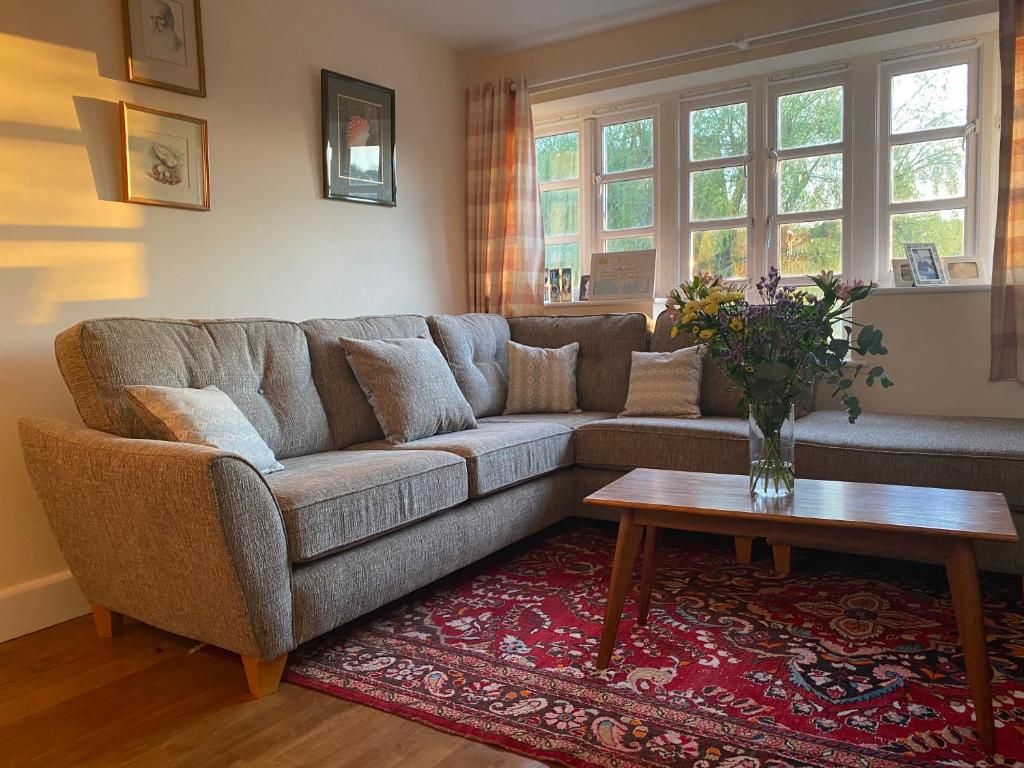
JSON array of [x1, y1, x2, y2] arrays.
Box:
[[666, 267, 893, 497]]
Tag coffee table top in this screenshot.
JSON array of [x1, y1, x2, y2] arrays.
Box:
[[585, 469, 1018, 543]]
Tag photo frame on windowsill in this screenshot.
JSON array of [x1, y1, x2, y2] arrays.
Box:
[[590, 249, 657, 300], [904, 243, 947, 286], [890, 259, 914, 287], [943, 256, 986, 285]]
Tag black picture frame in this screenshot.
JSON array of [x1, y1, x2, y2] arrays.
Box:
[[321, 69, 396, 206]]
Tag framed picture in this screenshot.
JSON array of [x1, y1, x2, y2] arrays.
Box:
[[590, 249, 657, 300], [943, 256, 986, 284], [890, 259, 914, 287], [904, 243, 947, 286], [321, 69, 396, 206], [579, 274, 591, 302], [120, 102, 209, 210], [122, 0, 206, 96], [548, 268, 561, 303], [559, 267, 573, 302]]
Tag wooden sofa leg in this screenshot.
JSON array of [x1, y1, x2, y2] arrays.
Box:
[[91, 605, 123, 638], [242, 654, 288, 698], [734, 537, 753, 565], [772, 544, 792, 576]]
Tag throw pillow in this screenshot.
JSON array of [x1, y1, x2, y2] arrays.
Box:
[[619, 347, 703, 418], [125, 385, 284, 474], [427, 314, 509, 417], [503, 340, 580, 414], [340, 336, 477, 444]]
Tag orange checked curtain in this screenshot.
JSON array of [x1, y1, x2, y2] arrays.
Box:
[[993, 0, 1024, 382], [466, 77, 545, 316]]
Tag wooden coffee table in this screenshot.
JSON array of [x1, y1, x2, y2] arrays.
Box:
[[585, 468, 1018, 753]]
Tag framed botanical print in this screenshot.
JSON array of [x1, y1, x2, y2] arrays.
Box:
[[120, 102, 209, 210], [321, 69, 396, 206], [122, 0, 206, 96]]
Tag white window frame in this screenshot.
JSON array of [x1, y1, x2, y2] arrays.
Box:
[[765, 71, 853, 286], [681, 87, 754, 283], [593, 108, 659, 256], [876, 46, 980, 278], [534, 120, 588, 297]]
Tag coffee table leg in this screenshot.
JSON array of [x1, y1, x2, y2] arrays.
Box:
[[734, 536, 753, 565], [637, 526, 660, 625], [596, 510, 643, 669], [772, 544, 792, 576], [945, 539, 995, 753]]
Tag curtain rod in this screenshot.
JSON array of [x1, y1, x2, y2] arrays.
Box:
[[527, 0, 976, 93]]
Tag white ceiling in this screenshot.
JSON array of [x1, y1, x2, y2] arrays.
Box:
[[363, 0, 725, 55]]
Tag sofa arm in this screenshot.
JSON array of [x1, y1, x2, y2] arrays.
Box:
[[18, 417, 293, 661]]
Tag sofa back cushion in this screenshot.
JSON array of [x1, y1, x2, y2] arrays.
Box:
[[301, 315, 430, 448], [507, 313, 649, 412], [427, 314, 510, 417], [55, 318, 332, 459]]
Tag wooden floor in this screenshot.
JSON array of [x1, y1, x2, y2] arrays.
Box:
[[0, 616, 548, 767]]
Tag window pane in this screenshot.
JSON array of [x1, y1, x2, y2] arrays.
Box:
[[890, 208, 964, 260], [604, 177, 653, 231], [541, 188, 578, 236], [691, 228, 748, 278], [891, 64, 968, 134], [603, 118, 654, 173], [690, 102, 747, 161], [690, 166, 746, 221], [535, 131, 579, 183], [778, 86, 843, 149], [544, 242, 580, 297], [605, 236, 654, 252], [890, 138, 965, 203], [779, 219, 842, 276], [778, 153, 843, 213]]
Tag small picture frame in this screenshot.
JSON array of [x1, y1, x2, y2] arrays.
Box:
[[548, 268, 560, 303], [120, 102, 209, 210], [559, 267, 573, 302], [322, 69, 396, 206], [943, 256, 986, 284], [122, 0, 206, 96], [904, 243, 947, 286], [590, 249, 657, 300], [890, 259, 914, 287], [579, 274, 591, 302]]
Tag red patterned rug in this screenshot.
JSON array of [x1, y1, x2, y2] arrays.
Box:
[[285, 521, 1024, 767]]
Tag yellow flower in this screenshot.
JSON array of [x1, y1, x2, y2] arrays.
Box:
[[729, 317, 745, 332], [670, 326, 679, 338], [681, 312, 696, 323], [684, 300, 702, 313], [690, 325, 701, 335], [699, 329, 716, 339], [725, 290, 745, 302], [703, 302, 719, 316]]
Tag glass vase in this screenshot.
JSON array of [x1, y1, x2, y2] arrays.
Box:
[[748, 401, 795, 498]]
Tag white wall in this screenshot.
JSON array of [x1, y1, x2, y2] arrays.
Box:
[[0, 0, 467, 639]]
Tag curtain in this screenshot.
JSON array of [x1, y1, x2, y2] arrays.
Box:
[[466, 77, 544, 316], [993, 0, 1024, 382]]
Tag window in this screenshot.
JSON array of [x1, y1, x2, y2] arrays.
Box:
[[683, 97, 751, 279], [767, 79, 850, 283], [536, 128, 583, 295], [597, 115, 656, 253], [879, 55, 976, 272]]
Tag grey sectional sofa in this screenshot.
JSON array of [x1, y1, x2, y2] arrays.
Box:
[[18, 311, 1024, 697]]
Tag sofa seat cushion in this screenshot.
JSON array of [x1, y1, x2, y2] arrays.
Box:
[[267, 450, 468, 563], [351, 422, 574, 497], [795, 411, 1024, 509], [480, 412, 617, 429]]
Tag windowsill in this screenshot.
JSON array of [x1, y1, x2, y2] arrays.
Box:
[[871, 282, 990, 296], [544, 297, 661, 309]]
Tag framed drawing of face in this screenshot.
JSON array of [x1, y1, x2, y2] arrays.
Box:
[[122, 0, 206, 96], [321, 69, 396, 206], [120, 102, 209, 210], [904, 243, 947, 286]]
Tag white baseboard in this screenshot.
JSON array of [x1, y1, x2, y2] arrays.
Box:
[[0, 570, 90, 643]]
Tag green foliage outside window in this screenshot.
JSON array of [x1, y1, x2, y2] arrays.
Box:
[[535, 132, 579, 183]]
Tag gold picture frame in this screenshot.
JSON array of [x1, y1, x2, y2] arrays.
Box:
[[120, 102, 210, 211], [122, 0, 206, 97]]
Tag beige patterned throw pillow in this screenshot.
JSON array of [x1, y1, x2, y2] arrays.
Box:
[[619, 347, 703, 418], [503, 340, 580, 414], [125, 385, 284, 473]]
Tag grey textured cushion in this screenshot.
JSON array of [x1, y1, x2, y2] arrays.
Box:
[[54, 318, 332, 459], [504, 341, 580, 414], [480, 411, 617, 429], [620, 348, 703, 418], [125, 385, 284, 474], [267, 450, 468, 563], [651, 309, 813, 418], [350, 422, 574, 497], [341, 336, 478, 444], [509, 313, 649, 412], [428, 314, 510, 417], [302, 315, 429, 448]]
